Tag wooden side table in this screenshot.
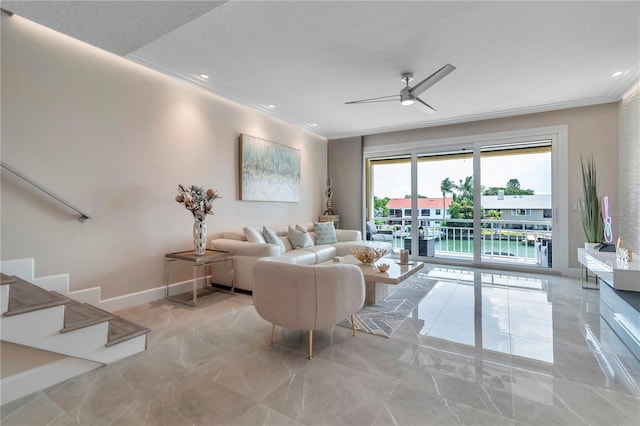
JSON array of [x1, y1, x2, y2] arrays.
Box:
[[319, 214, 339, 228], [165, 249, 233, 307]]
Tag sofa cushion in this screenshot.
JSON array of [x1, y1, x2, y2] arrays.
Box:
[[244, 226, 266, 243], [313, 221, 337, 245], [288, 225, 314, 249], [305, 245, 338, 263], [263, 226, 286, 253], [281, 249, 317, 265]]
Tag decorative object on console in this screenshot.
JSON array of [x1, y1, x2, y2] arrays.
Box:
[[239, 134, 300, 202], [323, 177, 335, 215], [580, 154, 603, 246], [351, 246, 388, 265], [595, 196, 616, 252], [616, 237, 633, 264], [175, 185, 221, 255]]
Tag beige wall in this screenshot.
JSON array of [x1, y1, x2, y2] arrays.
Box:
[[331, 103, 622, 270], [328, 137, 363, 231], [1, 14, 327, 298]]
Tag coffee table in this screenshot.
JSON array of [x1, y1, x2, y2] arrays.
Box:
[[322, 255, 424, 304]]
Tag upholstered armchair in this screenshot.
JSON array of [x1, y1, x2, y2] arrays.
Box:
[[253, 257, 365, 359], [366, 221, 393, 242]]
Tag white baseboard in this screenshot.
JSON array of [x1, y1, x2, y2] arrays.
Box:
[[1, 258, 217, 313], [73, 279, 211, 313]]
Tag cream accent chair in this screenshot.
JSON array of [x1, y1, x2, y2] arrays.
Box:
[[253, 257, 365, 359]]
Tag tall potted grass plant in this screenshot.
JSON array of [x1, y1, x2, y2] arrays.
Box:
[[580, 154, 603, 247]]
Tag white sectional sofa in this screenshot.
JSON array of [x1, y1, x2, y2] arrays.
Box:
[[209, 222, 392, 292]]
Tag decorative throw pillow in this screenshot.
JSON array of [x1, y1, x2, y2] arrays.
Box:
[[263, 226, 286, 253], [314, 221, 337, 245], [244, 226, 266, 243], [288, 225, 314, 249]]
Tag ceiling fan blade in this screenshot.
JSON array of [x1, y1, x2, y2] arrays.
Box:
[[345, 94, 399, 104], [414, 97, 437, 113], [409, 64, 456, 98]]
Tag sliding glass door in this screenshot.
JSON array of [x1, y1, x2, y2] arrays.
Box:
[[479, 143, 553, 267], [365, 136, 556, 271], [367, 156, 413, 252], [416, 150, 473, 260]]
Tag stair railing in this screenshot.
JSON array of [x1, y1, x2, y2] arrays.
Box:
[[1, 161, 92, 222]]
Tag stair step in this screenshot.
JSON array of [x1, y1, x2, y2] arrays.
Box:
[[3, 278, 70, 317], [1, 273, 18, 285], [107, 316, 150, 347], [61, 300, 113, 333]]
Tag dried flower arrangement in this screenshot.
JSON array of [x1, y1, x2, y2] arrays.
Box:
[[175, 185, 221, 221]]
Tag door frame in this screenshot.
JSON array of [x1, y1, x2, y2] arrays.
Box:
[[363, 125, 569, 275]]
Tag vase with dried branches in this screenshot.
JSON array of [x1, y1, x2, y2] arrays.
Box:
[[175, 185, 221, 255]]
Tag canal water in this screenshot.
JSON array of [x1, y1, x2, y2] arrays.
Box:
[[394, 237, 538, 258]]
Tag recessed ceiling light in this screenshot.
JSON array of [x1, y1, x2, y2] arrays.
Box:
[[311, 123, 318, 127], [199, 73, 209, 79], [267, 104, 276, 109], [611, 71, 623, 77]]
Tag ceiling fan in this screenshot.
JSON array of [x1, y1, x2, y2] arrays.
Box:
[[345, 64, 456, 112]]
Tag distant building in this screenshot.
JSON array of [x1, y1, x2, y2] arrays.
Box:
[[384, 197, 453, 227], [381, 195, 552, 231], [481, 194, 552, 221]]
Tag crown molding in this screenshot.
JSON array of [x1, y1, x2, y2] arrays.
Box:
[[126, 53, 633, 142]]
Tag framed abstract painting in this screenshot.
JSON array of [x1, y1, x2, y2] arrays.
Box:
[[239, 134, 300, 202]]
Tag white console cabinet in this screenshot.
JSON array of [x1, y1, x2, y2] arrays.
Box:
[[578, 248, 640, 292]]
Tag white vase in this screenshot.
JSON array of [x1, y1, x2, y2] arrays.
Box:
[[193, 220, 207, 255]]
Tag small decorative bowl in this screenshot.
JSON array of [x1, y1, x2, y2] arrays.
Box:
[[351, 246, 388, 265], [377, 263, 390, 273]]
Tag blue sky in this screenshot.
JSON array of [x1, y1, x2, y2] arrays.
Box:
[[373, 152, 552, 199]]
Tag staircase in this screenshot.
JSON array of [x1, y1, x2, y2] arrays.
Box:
[[0, 265, 150, 405]]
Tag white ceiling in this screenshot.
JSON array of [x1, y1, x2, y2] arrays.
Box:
[[3, 1, 639, 139]]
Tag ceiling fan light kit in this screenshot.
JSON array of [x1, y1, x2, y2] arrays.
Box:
[[346, 64, 456, 112], [400, 88, 415, 106]]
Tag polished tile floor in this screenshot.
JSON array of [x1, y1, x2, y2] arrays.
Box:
[[2, 265, 639, 425]]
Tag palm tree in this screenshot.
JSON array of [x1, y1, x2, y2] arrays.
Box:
[[440, 178, 453, 220], [456, 176, 473, 201]]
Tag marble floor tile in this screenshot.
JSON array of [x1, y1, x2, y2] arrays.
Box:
[[262, 357, 396, 425], [212, 344, 309, 401], [229, 403, 303, 426], [3, 266, 639, 425]]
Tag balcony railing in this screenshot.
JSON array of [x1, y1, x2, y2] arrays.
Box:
[[371, 216, 553, 267]]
